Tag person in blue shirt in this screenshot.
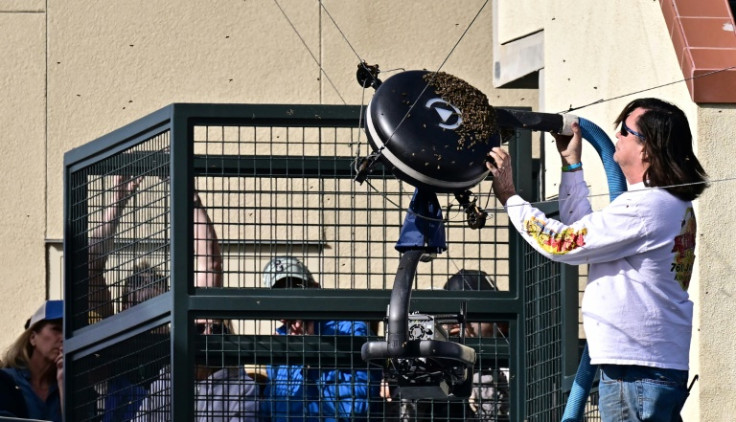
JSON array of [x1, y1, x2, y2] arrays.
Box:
[[0, 300, 64, 422], [0, 368, 29, 418], [259, 256, 380, 421]]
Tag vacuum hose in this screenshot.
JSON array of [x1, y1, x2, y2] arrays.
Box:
[[493, 109, 625, 198], [561, 117, 627, 422]]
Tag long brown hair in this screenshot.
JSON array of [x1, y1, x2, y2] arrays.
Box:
[[614, 98, 709, 201]]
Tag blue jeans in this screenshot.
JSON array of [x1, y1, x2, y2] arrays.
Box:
[[598, 365, 689, 422]]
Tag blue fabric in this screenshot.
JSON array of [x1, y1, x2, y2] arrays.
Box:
[[102, 376, 147, 422], [260, 320, 380, 421], [1, 367, 61, 422], [598, 365, 688, 422], [43, 300, 64, 321], [395, 189, 446, 254], [0, 368, 28, 418]]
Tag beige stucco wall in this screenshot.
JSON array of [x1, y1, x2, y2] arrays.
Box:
[[1, 0, 536, 359], [695, 105, 736, 421], [496, 0, 736, 420], [0, 2, 48, 345], [496, 0, 544, 43], [6, 0, 731, 419]]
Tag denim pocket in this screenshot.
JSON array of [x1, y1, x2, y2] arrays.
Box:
[[598, 366, 688, 421], [638, 368, 688, 421], [638, 378, 688, 421], [599, 368, 619, 386]]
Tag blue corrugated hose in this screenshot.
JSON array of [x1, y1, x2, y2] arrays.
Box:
[[560, 117, 627, 422]]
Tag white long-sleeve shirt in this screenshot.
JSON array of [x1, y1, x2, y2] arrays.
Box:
[[505, 170, 696, 370]]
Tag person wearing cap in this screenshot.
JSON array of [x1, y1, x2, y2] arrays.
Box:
[[0, 300, 64, 422], [259, 256, 381, 421]]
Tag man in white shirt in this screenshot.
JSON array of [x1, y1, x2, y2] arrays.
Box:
[[486, 98, 708, 421]]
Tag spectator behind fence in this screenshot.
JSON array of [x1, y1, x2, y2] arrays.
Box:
[[442, 270, 509, 421], [0, 300, 64, 422], [382, 269, 510, 422], [486, 98, 708, 420], [90, 175, 256, 421], [100, 262, 165, 422], [134, 319, 258, 422], [259, 256, 380, 422]]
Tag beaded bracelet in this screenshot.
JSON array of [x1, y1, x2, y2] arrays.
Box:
[[561, 162, 582, 172]]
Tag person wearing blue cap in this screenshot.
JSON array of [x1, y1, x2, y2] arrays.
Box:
[[0, 300, 64, 422]]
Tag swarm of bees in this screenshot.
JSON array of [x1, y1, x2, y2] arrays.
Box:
[[423, 72, 499, 150]]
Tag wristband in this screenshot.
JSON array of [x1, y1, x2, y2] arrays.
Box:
[[562, 162, 582, 172]]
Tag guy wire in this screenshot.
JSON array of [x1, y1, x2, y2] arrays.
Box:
[[561, 65, 736, 114], [274, 0, 492, 188], [275, 1, 733, 227], [319, 1, 364, 64], [366, 174, 735, 226], [316, 0, 492, 225], [273, 0, 347, 104], [379, 0, 491, 152], [489, 176, 734, 214]]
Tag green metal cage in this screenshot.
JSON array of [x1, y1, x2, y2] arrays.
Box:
[[63, 103, 594, 421]]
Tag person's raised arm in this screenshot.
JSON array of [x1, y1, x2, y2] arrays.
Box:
[[487, 122, 584, 207], [194, 192, 223, 288], [552, 122, 583, 167], [88, 175, 141, 318]]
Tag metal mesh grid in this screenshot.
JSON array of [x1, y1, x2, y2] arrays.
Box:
[[583, 388, 601, 421], [559, 381, 601, 422], [62, 104, 576, 421], [523, 236, 564, 420], [69, 132, 172, 329], [68, 324, 171, 421], [189, 317, 512, 421], [192, 122, 510, 291], [68, 318, 513, 421]]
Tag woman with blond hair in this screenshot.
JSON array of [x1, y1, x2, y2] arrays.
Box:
[[0, 300, 64, 422]]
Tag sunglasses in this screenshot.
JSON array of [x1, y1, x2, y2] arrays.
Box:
[[620, 119, 645, 141], [195, 321, 230, 335]]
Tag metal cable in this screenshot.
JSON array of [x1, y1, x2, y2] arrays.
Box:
[[272, 0, 347, 104]]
